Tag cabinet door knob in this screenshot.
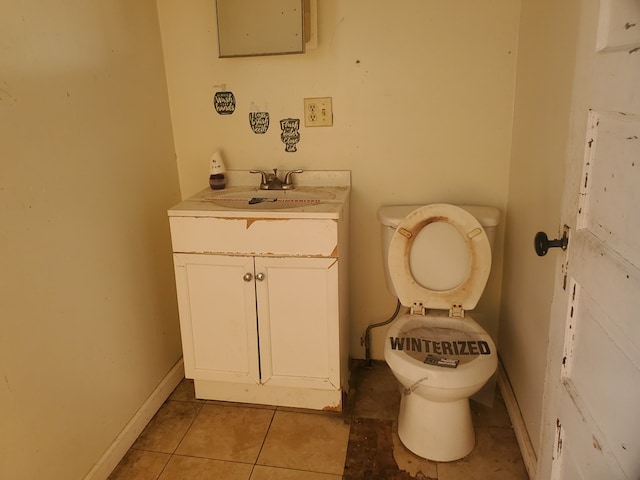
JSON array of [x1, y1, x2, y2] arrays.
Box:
[[243, 273, 253, 282], [255, 272, 265, 282]]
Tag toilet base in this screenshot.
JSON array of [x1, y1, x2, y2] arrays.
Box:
[[397, 392, 475, 462]]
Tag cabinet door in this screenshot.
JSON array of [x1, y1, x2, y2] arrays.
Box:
[[173, 254, 260, 384], [255, 256, 340, 391]]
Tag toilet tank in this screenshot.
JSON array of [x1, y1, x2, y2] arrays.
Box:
[[377, 204, 500, 297]]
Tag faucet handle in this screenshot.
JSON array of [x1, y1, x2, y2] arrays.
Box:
[[250, 169, 269, 184], [283, 169, 303, 187]]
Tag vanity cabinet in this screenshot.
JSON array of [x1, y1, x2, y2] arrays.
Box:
[[173, 253, 339, 391], [168, 179, 349, 410]]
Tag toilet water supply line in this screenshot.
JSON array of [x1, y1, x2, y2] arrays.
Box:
[[362, 299, 402, 367]]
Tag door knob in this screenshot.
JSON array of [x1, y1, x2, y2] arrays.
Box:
[[243, 273, 253, 282], [255, 272, 265, 282], [534, 231, 569, 256]]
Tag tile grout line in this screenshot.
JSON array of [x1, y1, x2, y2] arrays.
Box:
[[160, 399, 206, 479], [247, 404, 277, 477], [253, 405, 353, 478]]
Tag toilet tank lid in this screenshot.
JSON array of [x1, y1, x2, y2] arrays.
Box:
[[378, 204, 500, 228]]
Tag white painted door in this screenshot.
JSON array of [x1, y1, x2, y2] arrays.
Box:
[[256, 256, 340, 391], [173, 253, 260, 384], [538, 1, 640, 479]]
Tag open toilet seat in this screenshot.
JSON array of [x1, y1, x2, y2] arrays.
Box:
[[387, 204, 492, 315]]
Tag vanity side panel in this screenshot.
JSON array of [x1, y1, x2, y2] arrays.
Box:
[[338, 198, 351, 393]]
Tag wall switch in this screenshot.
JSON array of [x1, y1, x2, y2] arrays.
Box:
[[304, 97, 333, 127]]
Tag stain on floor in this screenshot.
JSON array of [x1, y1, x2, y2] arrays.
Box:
[[344, 360, 528, 480]]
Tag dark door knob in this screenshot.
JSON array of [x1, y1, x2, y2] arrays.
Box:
[[534, 231, 569, 256]]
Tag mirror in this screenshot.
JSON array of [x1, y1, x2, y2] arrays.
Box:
[[216, 0, 309, 58]]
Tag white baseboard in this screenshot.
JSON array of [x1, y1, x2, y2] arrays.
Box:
[[497, 359, 537, 480], [83, 358, 185, 480]]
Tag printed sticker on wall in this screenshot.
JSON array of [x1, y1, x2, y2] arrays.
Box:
[[214, 91, 236, 115], [280, 118, 300, 152], [249, 112, 270, 134]]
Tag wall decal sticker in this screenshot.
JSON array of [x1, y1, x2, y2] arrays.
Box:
[[249, 112, 270, 134], [214, 91, 236, 115], [280, 118, 300, 152]]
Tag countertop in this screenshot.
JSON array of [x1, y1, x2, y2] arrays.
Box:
[[168, 170, 351, 220]]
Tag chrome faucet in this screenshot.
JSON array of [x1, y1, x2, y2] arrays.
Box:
[[250, 168, 303, 190]]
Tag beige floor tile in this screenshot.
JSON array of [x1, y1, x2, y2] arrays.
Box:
[[250, 465, 343, 480], [168, 378, 205, 403], [133, 401, 202, 454], [437, 427, 529, 480], [176, 403, 274, 463], [257, 410, 350, 475], [108, 449, 170, 480], [158, 455, 253, 480]]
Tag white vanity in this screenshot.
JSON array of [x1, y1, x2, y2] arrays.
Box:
[[168, 171, 350, 410]]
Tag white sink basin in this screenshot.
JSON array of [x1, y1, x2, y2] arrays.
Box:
[[195, 187, 337, 210]]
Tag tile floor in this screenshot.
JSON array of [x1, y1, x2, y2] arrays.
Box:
[[109, 361, 529, 480]]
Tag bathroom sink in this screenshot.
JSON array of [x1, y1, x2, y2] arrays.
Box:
[[195, 186, 337, 210]]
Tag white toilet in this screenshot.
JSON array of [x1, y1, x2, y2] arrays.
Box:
[[378, 203, 500, 462]]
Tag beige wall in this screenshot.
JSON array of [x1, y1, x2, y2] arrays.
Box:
[[157, 0, 520, 359], [0, 1, 182, 478], [501, 0, 581, 455]]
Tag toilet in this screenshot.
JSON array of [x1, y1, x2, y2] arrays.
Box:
[[378, 203, 500, 462]]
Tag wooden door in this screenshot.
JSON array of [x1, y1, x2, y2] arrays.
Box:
[[538, 0, 640, 478]]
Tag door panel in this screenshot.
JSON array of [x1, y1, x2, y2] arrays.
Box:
[[567, 231, 640, 369], [596, 0, 640, 52], [256, 256, 340, 390], [580, 111, 640, 266], [173, 254, 260, 383], [552, 387, 626, 479], [563, 278, 640, 473]]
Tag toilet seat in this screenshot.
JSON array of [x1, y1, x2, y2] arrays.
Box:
[[387, 204, 492, 316]]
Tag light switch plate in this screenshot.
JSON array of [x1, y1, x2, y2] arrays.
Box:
[[304, 97, 333, 127]]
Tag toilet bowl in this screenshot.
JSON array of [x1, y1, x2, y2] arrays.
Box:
[[378, 203, 500, 462]]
